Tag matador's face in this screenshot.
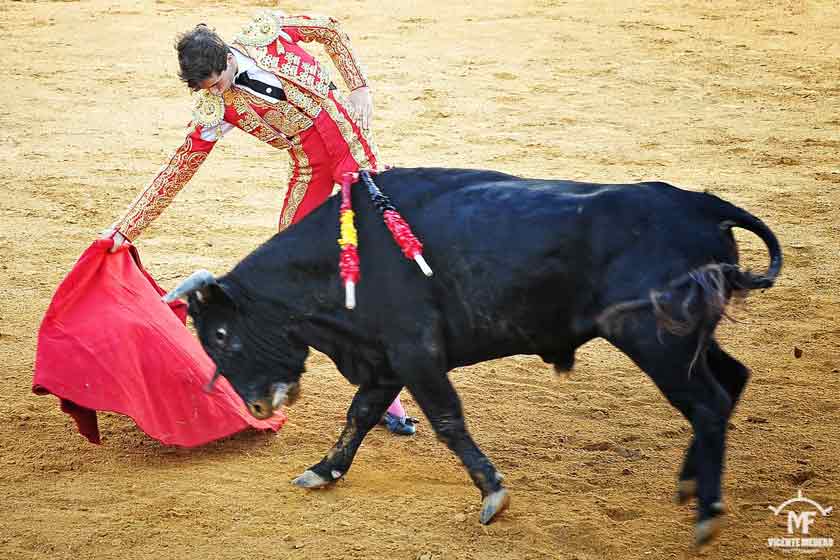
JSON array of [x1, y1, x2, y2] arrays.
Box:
[[198, 52, 237, 96]]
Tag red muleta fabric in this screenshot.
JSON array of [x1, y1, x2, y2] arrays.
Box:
[[32, 240, 285, 446]]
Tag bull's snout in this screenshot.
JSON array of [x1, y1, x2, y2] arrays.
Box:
[[245, 381, 301, 420], [246, 399, 274, 420], [248, 399, 274, 420]]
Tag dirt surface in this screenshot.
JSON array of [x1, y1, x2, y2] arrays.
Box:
[[1, 1, 838, 558]]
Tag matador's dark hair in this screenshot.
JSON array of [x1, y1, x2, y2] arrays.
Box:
[[175, 24, 230, 90]]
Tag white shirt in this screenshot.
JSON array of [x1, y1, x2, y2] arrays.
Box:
[[231, 48, 285, 103], [198, 49, 285, 142]]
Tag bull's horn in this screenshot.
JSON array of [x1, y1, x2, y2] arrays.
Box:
[[203, 368, 223, 394], [162, 269, 216, 303]]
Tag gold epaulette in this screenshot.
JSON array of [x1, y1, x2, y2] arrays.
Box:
[[234, 11, 291, 47], [191, 90, 225, 128]]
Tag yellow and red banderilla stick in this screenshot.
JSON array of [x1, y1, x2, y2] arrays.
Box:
[[338, 173, 360, 309], [337, 169, 433, 309]]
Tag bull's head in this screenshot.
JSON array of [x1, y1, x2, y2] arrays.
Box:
[[164, 270, 307, 419]]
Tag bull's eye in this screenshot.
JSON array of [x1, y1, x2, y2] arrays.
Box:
[[215, 327, 228, 345]]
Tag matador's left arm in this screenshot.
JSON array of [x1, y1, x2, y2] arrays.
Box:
[[279, 15, 369, 92]]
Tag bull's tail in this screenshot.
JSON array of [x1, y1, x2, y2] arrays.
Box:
[[717, 200, 782, 290], [598, 199, 782, 340]]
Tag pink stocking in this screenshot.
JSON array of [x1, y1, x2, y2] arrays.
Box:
[[386, 395, 406, 419]]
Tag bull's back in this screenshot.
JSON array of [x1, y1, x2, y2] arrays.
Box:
[[368, 170, 736, 364], [366, 170, 642, 360], [377, 171, 732, 281], [377, 169, 688, 275], [375, 168, 613, 243]]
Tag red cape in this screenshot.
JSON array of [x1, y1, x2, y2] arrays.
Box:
[[33, 240, 284, 446]]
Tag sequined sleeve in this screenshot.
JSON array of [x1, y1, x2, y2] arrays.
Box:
[[281, 15, 369, 91], [110, 127, 216, 241]]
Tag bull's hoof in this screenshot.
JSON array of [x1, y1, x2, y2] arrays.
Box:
[[479, 488, 511, 525], [675, 479, 697, 505], [291, 470, 332, 489], [695, 503, 725, 548]]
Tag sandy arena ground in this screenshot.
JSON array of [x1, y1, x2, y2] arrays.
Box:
[[1, 1, 838, 558]]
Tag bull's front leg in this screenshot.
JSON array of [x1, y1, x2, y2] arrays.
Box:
[[292, 383, 402, 488], [405, 373, 510, 524]]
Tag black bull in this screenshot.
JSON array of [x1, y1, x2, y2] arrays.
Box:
[[167, 167, 781, 546]]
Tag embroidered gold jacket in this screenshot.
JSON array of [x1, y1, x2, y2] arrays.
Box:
[[111, 11, 369, 241]]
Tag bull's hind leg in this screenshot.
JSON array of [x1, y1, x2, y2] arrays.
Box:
[[676, 340, 750, 505], [402, 370, 509, 524], [292, 382, 403, 488], [605, 323, 733, 546]]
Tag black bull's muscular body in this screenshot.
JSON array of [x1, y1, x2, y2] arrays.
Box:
[[173, 168, 781, 545]]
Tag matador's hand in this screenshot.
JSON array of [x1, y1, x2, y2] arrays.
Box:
[[100, 229, 127, 253], [347, 86, 373, 130]]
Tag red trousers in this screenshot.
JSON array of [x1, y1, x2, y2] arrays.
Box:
[[278, 92, 378, 230]]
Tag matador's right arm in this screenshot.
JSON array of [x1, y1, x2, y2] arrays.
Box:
[[109, 124, 219, 242]]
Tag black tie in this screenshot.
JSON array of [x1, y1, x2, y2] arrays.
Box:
[[234, 72, 285, 101]]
